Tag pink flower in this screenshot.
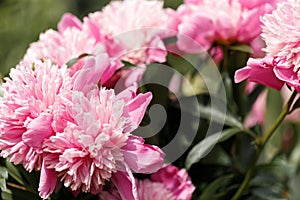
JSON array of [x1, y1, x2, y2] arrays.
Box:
[[0, 60, 72, 172], [85, 0, 175, 65], [235, 0, 300, 93], [23, 13, 97, 74], [244, 90, 267, 128], [244, 85, 300, 128], [261, 0, 300, 67], [99, 165, 195, 200], [174, 0, 279, 53], [235, 56, 284, 90], [150, 165, 195, 200], [40, 86, 164, 199]]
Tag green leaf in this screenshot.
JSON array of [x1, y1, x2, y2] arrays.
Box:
[[185, 128, 242, 169], [178, 95, 244, 129], [227, 44, 253, 54], [0, 179, 6, 191], [65, 53, 91, 68], [0, 166, 8, 179], [5, 160, 25, 186], [162, 36, 177, 45], [198, 174, 237, 200], [198, 103, 244, 129], [1, 187, 40, 200]]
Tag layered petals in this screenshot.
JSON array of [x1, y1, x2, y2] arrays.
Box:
[[234, 57, 284, 90]]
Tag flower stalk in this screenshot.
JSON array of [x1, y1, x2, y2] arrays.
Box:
[[231, 90, 298, 200]]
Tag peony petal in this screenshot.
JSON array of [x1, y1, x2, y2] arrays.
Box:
[[58, 13, 82, 32], [123, 136, 165, 173], [72, 54, 110, 91], [274, 67, 300, 92], [111, 165, 138, 200], [234, 57, 284, 90], [22, 113, 54, 149], [38, 161, 58, 199], [127, 92, 152, 131]]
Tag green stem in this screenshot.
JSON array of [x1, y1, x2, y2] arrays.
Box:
[[231, 90, 298, 200]]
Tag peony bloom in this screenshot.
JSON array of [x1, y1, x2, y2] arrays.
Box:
[[261, 0, 300, 67], [174, 0, 280, 53], [39, 84, 164, 199], [99, 165, 195, 200], [235, 0, 300, 93], [0, 60, 72, 172], [23, 13, 98, 74], [85, 0, 175, 65]]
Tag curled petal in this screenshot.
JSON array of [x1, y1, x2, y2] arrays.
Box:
[[123, 136, 165, 173], [234, 57, 284, 90]]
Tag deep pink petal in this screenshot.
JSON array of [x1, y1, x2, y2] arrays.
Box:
[[274, 67, 300, 93], [234, 57, 284, 90]]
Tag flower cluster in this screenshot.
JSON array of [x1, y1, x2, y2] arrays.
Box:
[[0, 0, 195, 199], [0, 0, 286, 199]]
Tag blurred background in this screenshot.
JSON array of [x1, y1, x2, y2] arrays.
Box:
[[0, 0, 182, 76]]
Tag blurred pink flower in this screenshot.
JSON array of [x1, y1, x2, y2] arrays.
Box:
[[174, 0, 280, 53], [244, 90, 267, 128], [99, 165, 195, 200], [40, 86, 164, 199], [23, 13, 97, 74], [244, 86, 300, 128], [0, 60, 72, 172], [86, 0, 175, 65]]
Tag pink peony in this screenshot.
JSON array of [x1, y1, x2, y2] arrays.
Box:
[[235, 0, 300, 93], [0, 60, 72, 172], [85, 0, 175, 65], [174, 0, 280, 53], [23, 13, 98, 74], [261, 0, 300, 67], [40, 85, 165, 199], [99, 165, 195, 200]]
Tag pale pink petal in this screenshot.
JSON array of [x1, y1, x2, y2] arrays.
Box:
[[38, 161, 58, 199], [123, 136, 165, 173], [22, 113, 54, 149], [127, 92, 153, 131], [58, 13, 82, 32], [72, 54, 110, 91]]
